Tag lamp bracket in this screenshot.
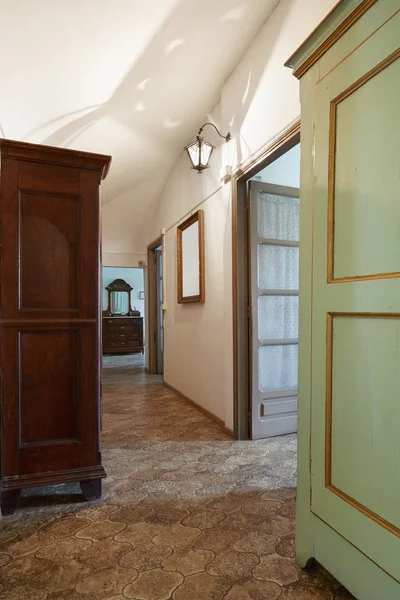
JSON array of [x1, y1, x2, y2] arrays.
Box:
[[198, 122, 231, 142]]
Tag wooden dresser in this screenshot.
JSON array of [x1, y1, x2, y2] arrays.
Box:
[[103, 316, 144, 354], [0, 138, 111, 515]]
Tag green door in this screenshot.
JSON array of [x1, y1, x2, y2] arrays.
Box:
[[311, 11, 400, 586]]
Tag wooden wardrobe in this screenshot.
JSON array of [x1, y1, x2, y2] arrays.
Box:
[[0, 139, 111, 515]]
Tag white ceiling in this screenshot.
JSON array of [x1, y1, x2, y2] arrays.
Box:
[[1, 0, 279, 247]]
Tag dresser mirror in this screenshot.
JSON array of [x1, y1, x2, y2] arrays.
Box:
[[103, 278, 139, 316], [177, 210, 205, 303]]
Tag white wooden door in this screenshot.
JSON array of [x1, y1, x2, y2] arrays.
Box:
[[249, 181, 300, 439]]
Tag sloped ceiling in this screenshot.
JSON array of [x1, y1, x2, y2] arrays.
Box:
[[1, 0, 279, 252]]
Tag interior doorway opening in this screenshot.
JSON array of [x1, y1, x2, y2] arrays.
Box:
[[102, 266, 145, 368], [147, 237, 164, 375], [233, 121, 300, 440]]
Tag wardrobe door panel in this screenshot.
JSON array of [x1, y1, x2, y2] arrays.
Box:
[[19, 191, 80, 312]]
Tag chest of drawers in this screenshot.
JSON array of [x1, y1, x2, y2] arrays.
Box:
[[103, 316, 144, 354]]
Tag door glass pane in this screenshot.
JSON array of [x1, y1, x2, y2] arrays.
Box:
[[258, 295, 298, 341], [259, 344, 298, 391], [258, 192, 299, 241], [258, 245, 299, 290]]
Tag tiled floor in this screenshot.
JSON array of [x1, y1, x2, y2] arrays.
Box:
[[0, 354, 354, 599]]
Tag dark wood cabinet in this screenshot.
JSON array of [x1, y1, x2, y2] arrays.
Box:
[[0, 139, 111, 515], [103, 316, 144, 354]]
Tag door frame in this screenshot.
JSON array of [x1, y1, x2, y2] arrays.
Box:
[[147, 236, 163, 375], [232, 118, 300, 439]]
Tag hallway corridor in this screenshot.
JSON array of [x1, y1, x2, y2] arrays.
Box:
[[0, 356, 353, 599]]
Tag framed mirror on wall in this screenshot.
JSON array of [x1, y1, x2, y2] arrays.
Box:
[[177, 210, 205, 303], [103, 278, 139, 316]]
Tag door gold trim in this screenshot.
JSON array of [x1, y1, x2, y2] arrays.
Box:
[[325, 311, 400, 538], [327, 49, 400, 283]]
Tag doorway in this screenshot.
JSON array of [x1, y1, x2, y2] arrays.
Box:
[[102, 266, 145, 369], [147, 237, 164, 375], [233, 121, 300, 440]]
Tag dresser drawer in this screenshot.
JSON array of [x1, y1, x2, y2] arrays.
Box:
[[104, 333, 141, 344], [103, 330, 135, 338], [104, 339, 134, 348], [103, 319, 132, 329], [103, 339, 143, 353], [102, 316, 143, 354]]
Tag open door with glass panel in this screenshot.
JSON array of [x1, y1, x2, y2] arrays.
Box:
[[249, 181, 299, 439]]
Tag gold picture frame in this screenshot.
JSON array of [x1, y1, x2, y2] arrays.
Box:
[[177, 210, 205, 303]]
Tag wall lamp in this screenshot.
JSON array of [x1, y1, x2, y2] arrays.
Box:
[[185, 122, 231, 173]]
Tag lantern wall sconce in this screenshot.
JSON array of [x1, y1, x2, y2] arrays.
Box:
[[185, 122, 231, 173]]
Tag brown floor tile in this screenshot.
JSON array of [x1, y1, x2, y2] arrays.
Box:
[[75, 519, 125, 542], [162, 546, 214, 575], [0, 354, 354, 600], [0, 553, 12, 568], [145, 507, 190, 526], [233, 531, 279, 556], [35, 537, 92, 563], [109, 505, 154, 525], [46, 592, 87, 600], [0, 584, 49, 600], [280, 583, 334, 599], [123, 568, 183, 600], [31, 559, 93, 593], [75, 564, 138, 598], [253, 555, 300, 586], [119, 543, 173, 571], [276, 534, 296, 558], [172, 571, 231, 600], [180, 509, 225, 530], [5, 532, 54, 558], [194, 528, 242, 552], [76, 538, 131, 569], [42, 517, 90, 539], [224, 578, 282, 600], [206, 549, 260, 580], [115, 522, 163, 547], [1, 555, 52, 588], [153, 523, 200, 548]]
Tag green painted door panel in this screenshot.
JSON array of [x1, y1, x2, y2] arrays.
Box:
[[333, 56, 400, 279], [310, 8, 400, 586], [331, 317, 400, 529]]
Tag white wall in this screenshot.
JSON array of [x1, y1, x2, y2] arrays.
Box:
[[160, 174, 233, 425], [253, 143, 300, 188], [144, 0, 338, 430], [102, 267, 145, 317]]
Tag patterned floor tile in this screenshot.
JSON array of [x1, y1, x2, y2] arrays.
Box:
[[76, 538, 131, 569], [162, 546, 214, 576], [224, 578, 282, 600], [172, 571, 232, 600], [75, 564, 138, 598], [123, 568, 183, 600], [206, 549, 260, 580], [30, 559, 93, 594], [119, 543, 173, 571], [0, 354, 354, 600]]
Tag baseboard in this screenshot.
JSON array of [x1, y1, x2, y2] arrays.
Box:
[[2, 465, 107, 491], [164, 382, 233, 437]]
